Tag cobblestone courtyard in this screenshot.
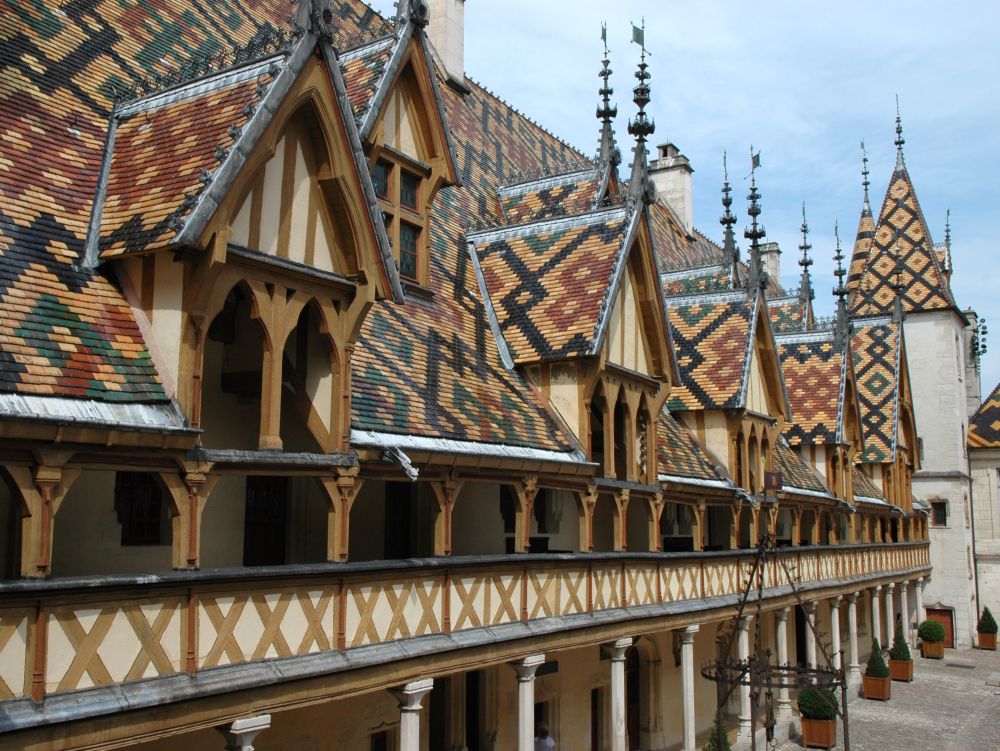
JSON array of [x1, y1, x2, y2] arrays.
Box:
[[777, 646, 1000, 751]]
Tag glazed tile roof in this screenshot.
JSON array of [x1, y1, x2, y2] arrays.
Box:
[[768, 297, 808, 334], [850, 164, 953, 316], [776, 333, 844, 445], [847, 202, 875, 293], [656, 409, 727, 483], [665, 292, 753, 411], [774, 437, 830, 496], [851, 319, 901, 463], [497, 169, 603, 225], [853, 467, 886, 502], [340, 36, 394, 122], [661, 264, 733, 297], [98, 65, 272, 257], [969, 381, 1000, 449]]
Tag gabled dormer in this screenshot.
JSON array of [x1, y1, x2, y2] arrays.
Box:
[[342, 12, 459, 287]]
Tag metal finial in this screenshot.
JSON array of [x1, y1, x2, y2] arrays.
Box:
[[860, 139, 872, 215], [890, 229, 906, 320], [799, 203, 814, 304], [744, 147, 766, 293], [626, 25, 655, 206], [833, 222, 850, 348], [596, 23, 620, 167], [944, 209, 952, 273], [721, 152, 740, 283], [894, 95, 906, 168]]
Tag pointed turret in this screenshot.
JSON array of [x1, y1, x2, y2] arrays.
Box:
[[744, 151, 766, 294], [596, 27, 621, 169], [833, 223, 850, 351], [720, 151, 740, 287], [847, 140, 875, 294], [798, 203, 815, 309], [626, 32, 655, 206]]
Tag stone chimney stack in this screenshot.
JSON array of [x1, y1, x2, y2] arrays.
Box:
[[649, 142, 693, 233], [426, 0, 466, 89], [760, 241, 781, 285]]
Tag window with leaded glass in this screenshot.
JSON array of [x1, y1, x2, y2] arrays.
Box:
[[399, 222, 418, 279], [400, 170, 419, 209], [372, 160, 392, 198]]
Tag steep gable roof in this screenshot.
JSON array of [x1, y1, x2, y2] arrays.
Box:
[[851, 318, 901, 462], [969, 381, 1000, 449], [850, 164, 954, 316], [656, 408, 728, 484], [777, 332, 844, 445], [774, 436, 834, 498]]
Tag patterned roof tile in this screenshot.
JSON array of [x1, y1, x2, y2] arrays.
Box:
[[853, 467, 885, 501], [774, 437, 829, 495], [777, 336, 843, 445], [661, 265, 733, 297], [969, 381, 1000, 449], [340, 37, 394, 122], [657, 409, 726, 482], [768, 298, 807, 334], [498, 170, 602, 225], [851, 320, 901, 463]]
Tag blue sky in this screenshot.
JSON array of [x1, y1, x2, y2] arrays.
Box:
[[375, 0, 1000, 399]]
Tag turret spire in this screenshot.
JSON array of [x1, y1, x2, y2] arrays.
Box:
[[894, 95, 906, 170], [798, 202, 815, 308], [860, 139, 872, 217], [596, 23, 621, 168], [720, 151, 739, 285], [744, 148, 766, 294], [943, 209, 953, 273], [833, 222, 850, 350], [627, 21, 655, 206]]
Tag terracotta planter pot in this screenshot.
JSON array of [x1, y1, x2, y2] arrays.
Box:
[[889, 658, 913, 682], [801, 718, 837, 749], [979, 632, 997, 650], [922, 640, 944, 659], [863, 674, 891, 700]]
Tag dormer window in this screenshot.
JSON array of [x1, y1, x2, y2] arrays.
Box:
[[399, 222, 419, 280], [373, 160, 391, 199], [371, 151, 429, 284], [401, 170, 420, 209]]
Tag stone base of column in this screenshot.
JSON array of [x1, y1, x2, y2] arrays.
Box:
[[848, 664, 863, 693]]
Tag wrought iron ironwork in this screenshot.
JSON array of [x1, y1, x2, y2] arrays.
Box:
[[699, 492, 852, 751]]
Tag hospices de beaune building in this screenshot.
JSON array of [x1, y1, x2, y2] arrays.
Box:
[[0, 0, 987, 749]]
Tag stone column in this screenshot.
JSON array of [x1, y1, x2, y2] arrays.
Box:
[[900, 581, 911, 646], [737, 615, 753, 739], [605, 638, 633, 751], [804, 602, 817, 669], [220, 715, 271, 751], [774, 608, 793, 724], [391, 679, 434, 751], [510, 655, 545, 751], [846, 593, 862, 686], [884, 583, 895, 647], [680, 626, 699, 751], [829, 596, 843, 670], [871, 585, 882, 646], [915, 576, 925, 627]]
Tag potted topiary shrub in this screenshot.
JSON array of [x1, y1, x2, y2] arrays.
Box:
[[918, 619, 946, 659], [863, 639, 891, 700], [797, 685, 838, 749], [977, 607, 997, 650], [702, 714, 731, 751], [888, 621, 913, 681]]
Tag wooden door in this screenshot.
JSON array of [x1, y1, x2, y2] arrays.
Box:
[[926, 608, 954, 648], [243, 476, 288, 566]]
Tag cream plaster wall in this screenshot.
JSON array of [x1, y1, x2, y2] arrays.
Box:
[[450, 483, 506, 557], [971, 451, 1000, 611]]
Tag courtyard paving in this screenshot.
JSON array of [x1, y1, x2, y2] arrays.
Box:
[[776, 645, 1000, 751]]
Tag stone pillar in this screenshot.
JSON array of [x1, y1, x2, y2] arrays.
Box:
[[605, 638, 633, 751], [680, 626, 699, 751], [871, 585, 882, 646], [804, 602, 817, 670], [915, 577, 925, 627], [829, 596, 842, 671], [774, 608, 793, 724], [884, 583, 895, 647], [391, 679, 434, 751], [847, 593, 862, 687], [220, 715, 271, 751], [737, 615, 752, 739], [900, 581, 911, 646], [510, 655, 545, 751]]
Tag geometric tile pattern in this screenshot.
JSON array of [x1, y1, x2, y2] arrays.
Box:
[[853, 467, 885, 501], [768, 299, 808, 334], [499, 171, 602, 225], [847, 200, 876, 292], [968, 381, 1000, 449], [341, 38, 394, 122], [850, 165, 952, 316], [851, 321, 901, 462], [661, 265, 733, 298], [777, 337, 843, 445], [665, 296, 753, 411], [474, 212, 627, 363], [656, 409, 726, 482]]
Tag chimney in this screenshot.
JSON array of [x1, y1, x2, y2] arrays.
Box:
[[760, 241, 781, 286], [426, 0, 466, 89], [649, 142, 693, 233]]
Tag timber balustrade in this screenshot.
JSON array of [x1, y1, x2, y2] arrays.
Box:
[[0, 542, 929, 702]]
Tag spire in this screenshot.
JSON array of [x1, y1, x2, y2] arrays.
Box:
[[596, 24, 621, 168], [833, 222, 850, 350], [744, 149, 766, 294], [798, 203, 815, 307], [720, 151, 740, 284], [894, 95, 906, 170], [860, 139, 872, 217], [627, 21, 655, 206], [943, 209, 953, 273]]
